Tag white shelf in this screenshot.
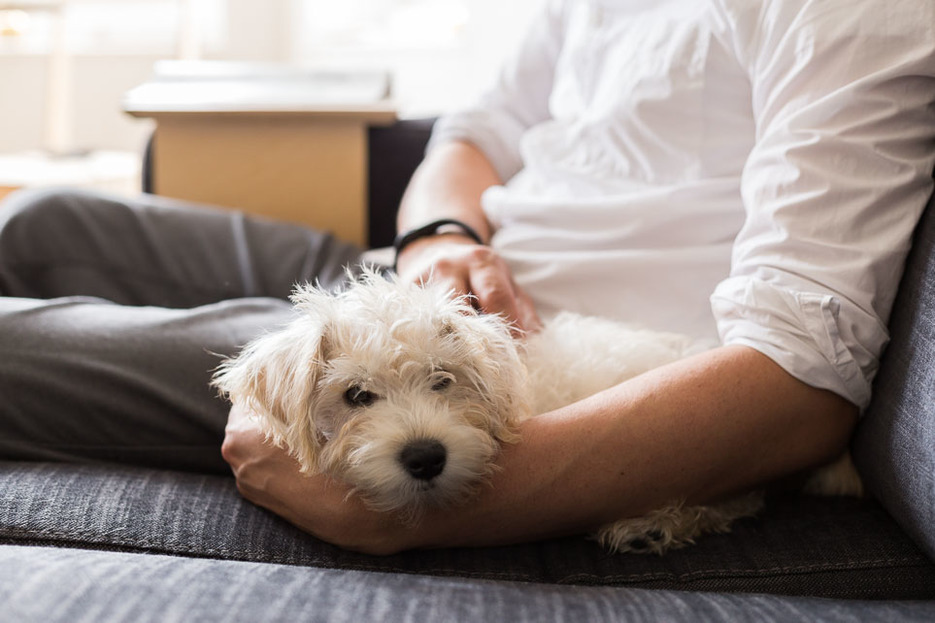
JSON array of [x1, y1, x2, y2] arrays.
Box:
[[0, 150, 141, 196], [123, 61, 394, 115]]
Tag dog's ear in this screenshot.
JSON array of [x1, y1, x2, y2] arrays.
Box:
[[212, 308, 330, 472], [447, 312, 530, 444]]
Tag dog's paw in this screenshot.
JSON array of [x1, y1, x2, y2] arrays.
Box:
[[595, 507, 696, 555], [595, 493, 764, 555], [802, 452, 864, 497], [613, 529, 671, 555]]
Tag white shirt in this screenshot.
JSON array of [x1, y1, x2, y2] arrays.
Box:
[[428, 0, 935, 409]]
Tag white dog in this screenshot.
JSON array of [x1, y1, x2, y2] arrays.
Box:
[[213, 271, 862, 554]]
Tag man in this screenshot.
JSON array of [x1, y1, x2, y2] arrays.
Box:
[[222, 0, 935, 553], [2, 0, 934, 554]]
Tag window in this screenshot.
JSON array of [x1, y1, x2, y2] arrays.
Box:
[[292, 0, 543, 115], [0, 0, 226, 57], [0, 0, 228, 154], [295, 0, 469, 52], [0, 0, 544, 157]]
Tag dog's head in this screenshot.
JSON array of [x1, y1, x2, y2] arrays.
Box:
[[213, 269, 530, 516]]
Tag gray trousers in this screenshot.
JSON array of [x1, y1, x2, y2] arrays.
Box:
[[0, 189, 363, 474]]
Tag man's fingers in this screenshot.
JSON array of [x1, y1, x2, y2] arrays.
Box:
[[462, 247, 536, 332], [470, 270, 521, 324], [395, 239, 540, 332], [225, 402, 255, 430], [514, 285, 544, 335], [410, 253, 472, 299]]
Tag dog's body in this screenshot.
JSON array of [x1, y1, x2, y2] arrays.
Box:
[[214, 272, 861, 554]]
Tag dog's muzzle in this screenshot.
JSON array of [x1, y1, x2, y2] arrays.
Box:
[[398, 439, 447, 481]]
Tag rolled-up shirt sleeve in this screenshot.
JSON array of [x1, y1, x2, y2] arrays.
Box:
[[426, 0, 565, 182], [711, 0, 935, 409]]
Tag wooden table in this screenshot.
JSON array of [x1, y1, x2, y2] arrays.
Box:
[[125, 94, 397, 247]]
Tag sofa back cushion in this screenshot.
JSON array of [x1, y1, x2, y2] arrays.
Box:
[[854, 182, 935, 561]]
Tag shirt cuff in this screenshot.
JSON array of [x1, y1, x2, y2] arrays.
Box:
[[711, 277, 887, 411]]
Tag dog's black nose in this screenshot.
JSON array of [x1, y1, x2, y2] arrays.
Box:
[[399, 440, 447, 481]]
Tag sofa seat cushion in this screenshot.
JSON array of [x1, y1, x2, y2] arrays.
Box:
[[3, 544, 935, 623], [1, 461, 933, 600]]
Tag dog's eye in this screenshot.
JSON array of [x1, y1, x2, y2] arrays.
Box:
[[344, 386, 377, 407], [431, 376, 453, 391]]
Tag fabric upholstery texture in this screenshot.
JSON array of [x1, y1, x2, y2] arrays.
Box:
[[854, 183, 935, 561], [2, 544, 934, 623], [1, 461, 933, 601]]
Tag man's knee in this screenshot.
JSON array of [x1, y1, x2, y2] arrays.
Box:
[[1, 187, 81, 236], [0, 188, 109, 260]]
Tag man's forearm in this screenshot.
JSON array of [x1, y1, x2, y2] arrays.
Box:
[[414, 345, 858, 549], [396, 140, 501, 241], [221, 342, 858, 556], [392, 139, 542, 330]]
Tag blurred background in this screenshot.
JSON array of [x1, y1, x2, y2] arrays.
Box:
[[0, 0, 541, 197]]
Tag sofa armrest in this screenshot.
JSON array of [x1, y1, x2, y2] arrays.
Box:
[[367, 118, 435, 248], [854, 177, 935, 561]]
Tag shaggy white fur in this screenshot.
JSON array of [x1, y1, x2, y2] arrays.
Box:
[[213, 270, 861, 554]]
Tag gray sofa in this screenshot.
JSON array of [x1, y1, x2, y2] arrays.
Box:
[[1, 121, 934, 622]]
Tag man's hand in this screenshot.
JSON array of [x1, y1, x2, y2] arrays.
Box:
[[221, 403, 421, 555], [393, 139, 542, 335], [395, 235, 542, 335]]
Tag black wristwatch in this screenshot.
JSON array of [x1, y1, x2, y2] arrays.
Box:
[[392, 219, 485, 272]]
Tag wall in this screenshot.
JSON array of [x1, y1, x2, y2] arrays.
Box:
[[0, 0, 541, 157]]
